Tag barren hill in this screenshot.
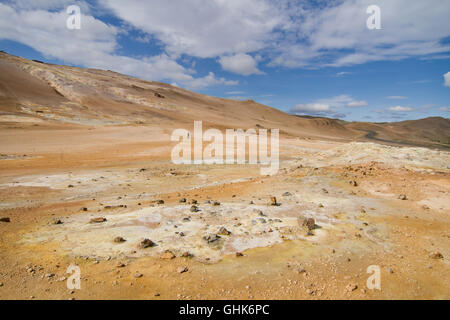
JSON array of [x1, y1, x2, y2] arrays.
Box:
[[0, 51, 449, 149]]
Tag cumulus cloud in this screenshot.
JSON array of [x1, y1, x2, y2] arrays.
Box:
[[2, 0, 450, 89], [444, 72, 450, 87], [0, 2, 237, 89], [388, 106, 414, 112], [270, 0, 450, 68], [291, 94, 367, 117], [99, 0, 285, 58], [219, 53, 263, 76], [316, 95, 367, 108]]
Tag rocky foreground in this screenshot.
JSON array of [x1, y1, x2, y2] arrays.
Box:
[[0, 141, 449, 300]]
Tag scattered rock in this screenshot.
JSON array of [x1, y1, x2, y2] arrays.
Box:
[[179, 198, 187, 203], [346, 284, 358, 292], [134, 273, 143, 278], [114, 237, 126, 243], [430, 252, 443, 259], [116, 262, 126, 268], [218, 227, 232, 236], [270, 197, 278, 206], [156, 200, 165, 205], [282, 192, 292, 197], [236, 252, 244, 257], [253, 209, 266, 216], [90, 217, 107, 224], [386, 267, 394, 274], [0, 217, 11, 223], [299, 217, 316, 231], [140, 238, 156, 249], [81, 207, 88, 212], [190, 205, 199, 212], [349, 180, 358, 187], [160, 250, 176, 260], [257, 218, 267, 224], [182, 252, 194, 258], [213, 201, 221, 206], [154, 92, 165, 98], [203, 234, 221, 243], [398, 194, 407, 200], [52, 219, 63, 225], [177, 266, 188, 274]]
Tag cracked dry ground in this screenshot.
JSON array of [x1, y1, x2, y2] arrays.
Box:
[[0, 139, 449, 300]]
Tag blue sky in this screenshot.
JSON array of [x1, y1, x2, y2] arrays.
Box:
[[0, 0, 449, 122]]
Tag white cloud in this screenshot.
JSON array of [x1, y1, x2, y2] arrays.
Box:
[[291, 103, 331, 113], [440, 107, 450, 112], [0, 3, 237, 89], [219, 53, 263, 76], [444, 72, 450, 87], [2, 0, 450, 90], [387, 96, 408, 100], [291, 94, 367, 116], [348, 100, 368, 107], [388, 106, 414, 112], [100, 0, 286, 58], [316, 95, 367, 108], [270, 0, 450, 68]]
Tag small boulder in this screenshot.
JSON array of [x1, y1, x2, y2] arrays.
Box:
[[270, 197, 278, 206], [203, 234, 221, 243], [160, 250, 176, 260], [300, 217, 316, 231], [218, 227, 232, 236], [0, 217, 11, 223], [430, 252, 443, 259], [182, 252, 194, 258], [114, 237, 126, 243], [349, 180, 358, 187], [140, 238, 156, 249], [346, 284, 358, 292], [90, 217, 107, 224], [177, 266, 188, 274]]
